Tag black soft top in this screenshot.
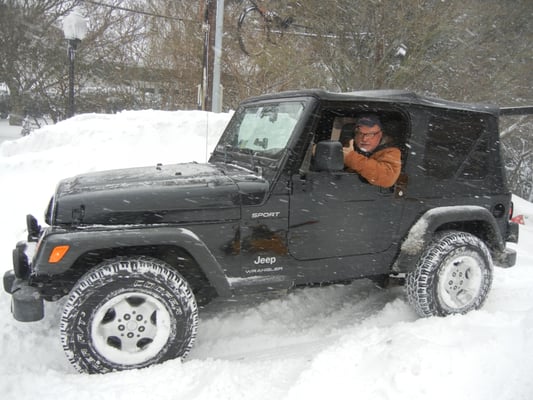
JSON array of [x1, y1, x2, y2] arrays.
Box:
[[242, 89, 501, 117]]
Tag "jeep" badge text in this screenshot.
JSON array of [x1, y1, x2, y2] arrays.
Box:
[[253, 256, 277, 265]]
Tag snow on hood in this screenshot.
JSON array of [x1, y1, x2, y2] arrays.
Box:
[[52, 162, 269, 225]]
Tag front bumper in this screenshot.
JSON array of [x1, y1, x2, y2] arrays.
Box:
[[3, 270, 44, 322], [3, 233, 44, 322]]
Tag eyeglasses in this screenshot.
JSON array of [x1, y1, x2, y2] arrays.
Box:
[[355, 130, 381, 139]]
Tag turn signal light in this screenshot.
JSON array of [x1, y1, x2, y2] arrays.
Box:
[[48, 245, 70, 263]]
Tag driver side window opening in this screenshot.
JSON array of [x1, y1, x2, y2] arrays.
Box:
[[309, 106, 409, 172]]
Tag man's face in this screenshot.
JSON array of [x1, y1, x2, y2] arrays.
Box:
[[355, 124, 382, 152]]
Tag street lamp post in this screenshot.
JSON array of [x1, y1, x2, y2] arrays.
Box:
[[62, 10, 88, 118]]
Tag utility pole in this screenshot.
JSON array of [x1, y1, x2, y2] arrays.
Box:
[[212, 0, 224, 113], [198, 0, 217, 111]]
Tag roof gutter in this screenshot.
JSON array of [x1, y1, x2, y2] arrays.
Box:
[[499, 106, 533, 116]]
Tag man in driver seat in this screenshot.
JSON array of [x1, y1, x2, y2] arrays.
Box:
[[342, 115, 401, 188]]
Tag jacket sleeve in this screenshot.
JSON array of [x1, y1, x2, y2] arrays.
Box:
[[344, 147, 402, 188]]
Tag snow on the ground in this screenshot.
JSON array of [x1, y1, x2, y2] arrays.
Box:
[[0, 110, 532, 400]]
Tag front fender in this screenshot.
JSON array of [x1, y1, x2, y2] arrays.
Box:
[[393, 206, 506, 273], [32, 226, 232, 297]]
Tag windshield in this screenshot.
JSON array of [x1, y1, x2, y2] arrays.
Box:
[[215, 100, 307, 159]]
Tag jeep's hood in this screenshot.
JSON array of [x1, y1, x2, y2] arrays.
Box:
[[51, 163, 268, 225]]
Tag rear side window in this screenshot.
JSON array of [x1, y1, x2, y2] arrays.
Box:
[[423, 112, 486, 179]]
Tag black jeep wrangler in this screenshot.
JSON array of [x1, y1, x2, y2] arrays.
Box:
[[4, 90, 520, 373]]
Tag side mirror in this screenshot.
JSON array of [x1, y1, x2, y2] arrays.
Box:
[[313, 140, 344, 172]]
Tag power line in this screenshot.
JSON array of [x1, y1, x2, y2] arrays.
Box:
[[81, 0, 199, 24]]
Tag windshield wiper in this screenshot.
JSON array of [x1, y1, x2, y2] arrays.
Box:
[[223, 144, 234, 163], [240, 148, 257, 171], [219, 147, 263, 175]]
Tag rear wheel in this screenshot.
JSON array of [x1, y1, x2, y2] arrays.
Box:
[[406, 231, 493, 317], [60, 257, 198, 374]]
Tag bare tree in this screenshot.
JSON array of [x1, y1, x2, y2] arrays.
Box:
[[0, 0, 74, 122], [75, 0, 161, 112]]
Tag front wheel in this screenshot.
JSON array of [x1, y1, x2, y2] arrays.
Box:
[[406, 231, 493, 317], [60, 257, 198, 374]]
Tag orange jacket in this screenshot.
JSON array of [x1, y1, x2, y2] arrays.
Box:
[[344, 146, 401, 188]]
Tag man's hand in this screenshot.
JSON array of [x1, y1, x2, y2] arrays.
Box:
[[343, 139, 355, 156]]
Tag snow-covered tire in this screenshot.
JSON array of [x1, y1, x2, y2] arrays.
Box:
[[406, 231, 493, 317], [60, 257, 198, 374]]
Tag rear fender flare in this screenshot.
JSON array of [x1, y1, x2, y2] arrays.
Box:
[[393, 206, 504, 273]]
